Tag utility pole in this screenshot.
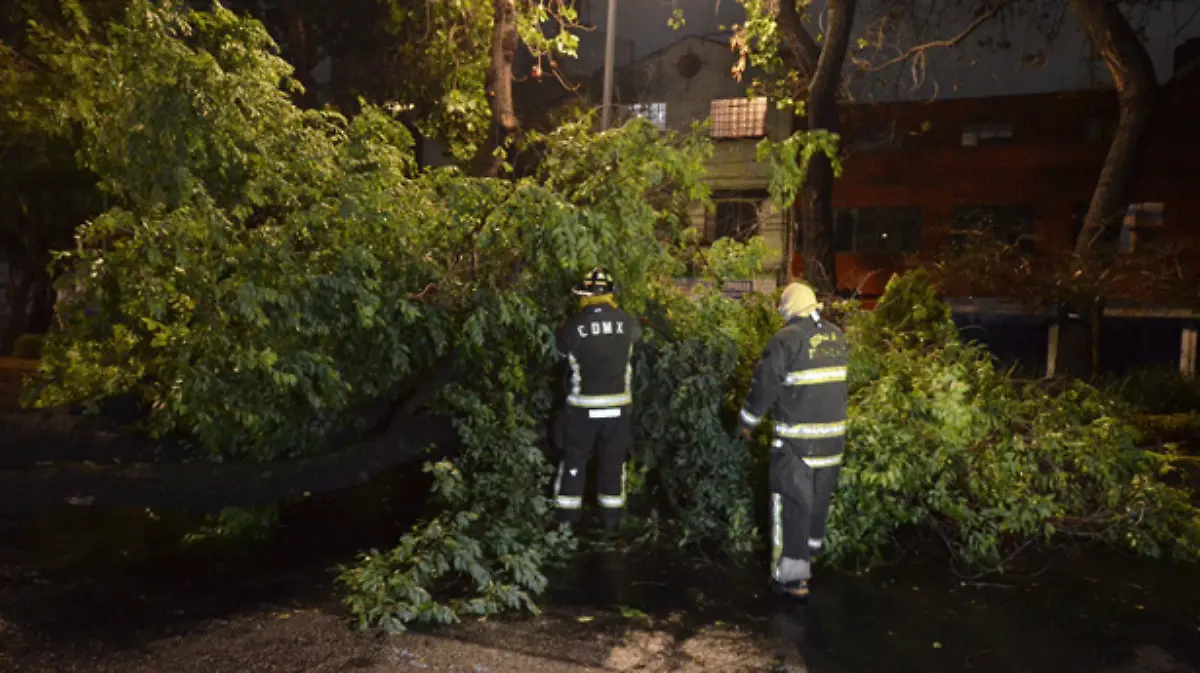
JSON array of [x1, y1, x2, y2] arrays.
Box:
[[600, 0, 618, 130]]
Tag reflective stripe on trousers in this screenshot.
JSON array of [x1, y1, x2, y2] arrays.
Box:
[[598, 463, 627, 509], [555, 461, 628, 510], [771, 493, 783, 581], [553, 462, 582, 510], [770, 439, 843, 469]]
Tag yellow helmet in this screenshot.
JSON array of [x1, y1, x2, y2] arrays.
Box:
[[572, 266, 616, 296]]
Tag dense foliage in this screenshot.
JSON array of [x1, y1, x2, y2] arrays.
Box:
[[12, 333, 44, 360], [0, 0, 120, 351], [377, 0, 581, 162], [1100, 366, 1200, 416], [20, 0, 770, 630], [730, 0, 811, 112], [13, 0, 1199, 636], [829, 271, 1200, 569]]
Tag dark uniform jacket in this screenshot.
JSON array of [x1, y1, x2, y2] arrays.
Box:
[[555, 303, 643, 409], [739, 314, 849, 467]]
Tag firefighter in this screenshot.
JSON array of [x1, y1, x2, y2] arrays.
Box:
[[739, 281, 849, 599], [552, 267, 643, 533]]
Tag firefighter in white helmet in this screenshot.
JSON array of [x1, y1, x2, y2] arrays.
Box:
[[739, 281, 849, 599]]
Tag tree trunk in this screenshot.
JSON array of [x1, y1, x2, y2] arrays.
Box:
[[800, 0, 856, 294], [1069, 0, 1157, 256], [27, 269, 55, 334], [1066, 0, 1157, 379], [771, 0, 820, 77], [0, 413, 459, 514], [0, 354, 463, 513], [277, 0, 318, 107], [801, 157, 837, 293], [480, 0, 520, 177], [1, 259, 32, 354]]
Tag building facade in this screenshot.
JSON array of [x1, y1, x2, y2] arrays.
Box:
[[817, 47, 1200, 301], [528, 34, 794, 284]]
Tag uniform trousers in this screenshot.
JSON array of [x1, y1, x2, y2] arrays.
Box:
[[770, 440, 842, 583], [553, 405, 633, 530]]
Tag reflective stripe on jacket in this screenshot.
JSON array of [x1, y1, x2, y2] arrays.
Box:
[[555, 304, 643, 408], [740, 314, 849, 461]]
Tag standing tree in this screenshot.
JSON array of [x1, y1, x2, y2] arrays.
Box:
[[802, 0, 858, 294], [734, 0, 1015, 294], [373, 0, 582, 170], [0, 0, 127, 352], [734, 0, 857, 293], [1069, 0, 1157, 257], [217, 0, 581, 172], [1065, 0, 1159, 374], [857, 0, 1173, 376], [481, 0, 520, 176]]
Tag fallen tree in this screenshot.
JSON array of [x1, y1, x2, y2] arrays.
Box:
[[0, 354, 460, 513], [0, 413, 455, 514], [7, 0, 1198, 637], [12, 0, 758, 631]]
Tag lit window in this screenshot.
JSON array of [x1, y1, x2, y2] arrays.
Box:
[[710, 97, 768, 139], [628, 102, 667, 130]]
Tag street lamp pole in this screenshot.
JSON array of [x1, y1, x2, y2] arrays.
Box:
[[600, 0, 618, 130]]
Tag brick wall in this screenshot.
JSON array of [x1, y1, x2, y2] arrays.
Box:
[[792, 78, 1200, 299]]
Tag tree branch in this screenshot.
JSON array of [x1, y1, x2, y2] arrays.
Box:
[[0, 353, 464, 514], [773, 0, 821, 77], [480, 0, 520, 177], [1069, 0, 1158, 256], [0, 414, 457, 514], [809, 0, 857, 112], [856, 1, 1015, 73]]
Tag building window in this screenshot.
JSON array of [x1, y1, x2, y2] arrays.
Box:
[[628, 102, 667, 130], [951, 205, 1036, 253], [961, 122, 1014, 147], [709, 194, 762, 242], [832, 207, 923, 254], [710, 97, 768, 139], [1120, 202, 1164, 253]]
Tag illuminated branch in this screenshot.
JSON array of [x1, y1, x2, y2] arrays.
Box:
[[854, 0, 1016, 74]]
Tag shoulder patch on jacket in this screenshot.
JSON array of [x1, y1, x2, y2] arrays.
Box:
[[808, 328, 847, 360]]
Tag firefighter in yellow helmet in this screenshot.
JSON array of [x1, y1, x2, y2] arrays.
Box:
[[551, 267, 643, 533], [739, 282, 849, 600]]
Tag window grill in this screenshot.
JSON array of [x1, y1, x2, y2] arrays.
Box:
[[628, 102, 667, 130], [710, 97, 768, 138]]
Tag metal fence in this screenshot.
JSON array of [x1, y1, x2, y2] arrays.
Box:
[[674, 278, 778, 299]]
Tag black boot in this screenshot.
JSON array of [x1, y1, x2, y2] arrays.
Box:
[[601, 509, 621, 535]]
